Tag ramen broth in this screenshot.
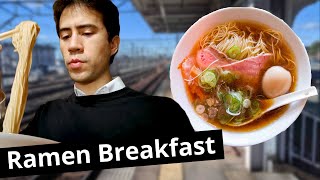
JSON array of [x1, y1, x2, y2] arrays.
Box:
[[179, 20, 297, 132]]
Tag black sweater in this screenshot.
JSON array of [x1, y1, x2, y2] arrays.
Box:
[[21, 87, 194, 143]]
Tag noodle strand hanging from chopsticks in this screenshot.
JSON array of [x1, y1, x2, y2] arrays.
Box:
[[1, 21, 40, 133]]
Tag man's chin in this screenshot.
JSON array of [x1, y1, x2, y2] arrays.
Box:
[[69, 73, 90, 84]]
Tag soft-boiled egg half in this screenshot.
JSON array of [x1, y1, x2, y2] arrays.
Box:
[[262, 66, 292, 98]]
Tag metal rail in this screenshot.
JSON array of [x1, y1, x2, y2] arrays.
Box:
[[287, 109, 320, 171]]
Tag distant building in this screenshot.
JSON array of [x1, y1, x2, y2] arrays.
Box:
[[32, 44, 56, 73], [0, 42, 56, 75], [0, 42, 56, 87]]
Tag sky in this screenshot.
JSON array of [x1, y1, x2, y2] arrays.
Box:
[[292, 1, 320, 46], [0, 0, 319, 57]]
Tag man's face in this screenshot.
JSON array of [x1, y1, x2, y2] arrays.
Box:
[[59, 5, 118, 85]]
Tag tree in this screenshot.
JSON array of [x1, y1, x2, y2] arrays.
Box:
[[307, 41, 320, 56]]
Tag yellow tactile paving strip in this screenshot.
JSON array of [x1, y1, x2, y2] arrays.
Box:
[[158, 163, 183, 180]]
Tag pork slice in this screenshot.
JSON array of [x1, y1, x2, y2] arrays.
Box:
[[196, 47, 235, 70], [181, 57, 195, 79], [221, 53, 273, 88], [221, 53, 272, 75], [183, 46, 272, 90]]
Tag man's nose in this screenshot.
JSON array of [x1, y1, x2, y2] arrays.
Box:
[[68, 35, 83, 53]]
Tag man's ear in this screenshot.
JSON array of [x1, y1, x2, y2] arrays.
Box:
[[110, 35, 120, 56]]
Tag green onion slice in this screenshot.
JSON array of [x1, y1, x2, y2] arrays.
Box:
[[227, 45, 241, 59], [199, 70, 218, 89], [224, 91, 243, 116], [221, 70, 236, 84]]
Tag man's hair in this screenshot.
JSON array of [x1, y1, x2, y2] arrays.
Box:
[[53, 0, 120, 64]]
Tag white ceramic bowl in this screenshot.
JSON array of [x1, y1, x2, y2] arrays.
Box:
[[170, 7, 311, 146]]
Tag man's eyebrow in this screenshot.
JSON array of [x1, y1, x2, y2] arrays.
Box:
[[59, 24, 98, 33], [76, 24, 98, 30], [59, 27, 71, 34]]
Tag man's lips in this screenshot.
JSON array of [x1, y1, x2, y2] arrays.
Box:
[[68, 59, 84, 69], [68, 59, 84, 64]]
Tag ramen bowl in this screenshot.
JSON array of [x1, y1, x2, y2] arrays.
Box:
[[170, 7, 311, 146]]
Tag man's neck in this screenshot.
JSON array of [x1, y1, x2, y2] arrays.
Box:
[[75, 74, 112, 95]]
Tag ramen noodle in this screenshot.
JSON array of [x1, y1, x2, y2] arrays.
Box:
[[0, 21, 40, 133]]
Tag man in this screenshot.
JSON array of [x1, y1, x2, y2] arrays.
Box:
[[19, 0, 194, 143]]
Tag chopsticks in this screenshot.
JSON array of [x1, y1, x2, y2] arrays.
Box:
[[0, 28, 19, 41]]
